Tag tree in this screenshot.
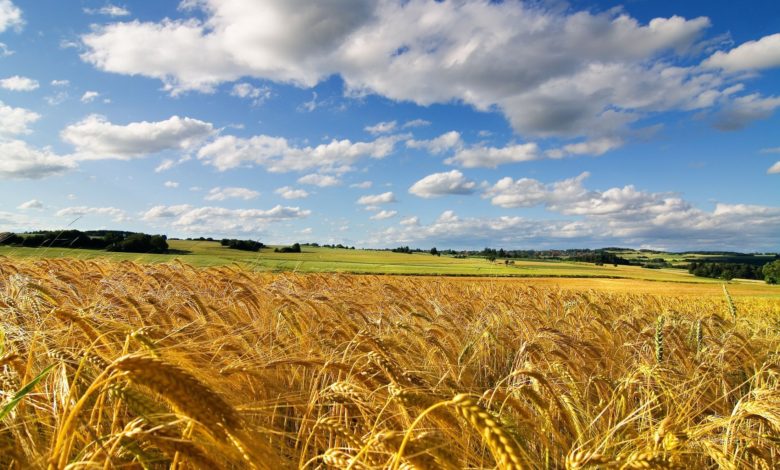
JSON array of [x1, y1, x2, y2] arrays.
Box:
[[430, 247, 439, 256], [763, 260, 780, 284]]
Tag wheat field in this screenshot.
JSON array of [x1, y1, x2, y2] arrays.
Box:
[[1, 256, 779, 469]]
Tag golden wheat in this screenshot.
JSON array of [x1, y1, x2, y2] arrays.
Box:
[[0, 257, 777, 468]]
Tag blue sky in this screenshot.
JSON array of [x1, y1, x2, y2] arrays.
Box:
[[0, 0, 779, 250]]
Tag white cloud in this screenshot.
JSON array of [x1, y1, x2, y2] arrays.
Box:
[[768, 161, 780, 175], [56, 206, 129, 222], [407, 131, 462, 154], [51, 79, 69, 86], [17, 199, 43, 210], [357, 191, 395, 205], [0, 211, 39, 232], [274, 186, 309, 199], [713, 93, 780, 131], [546, 137, 624, 159], [142, 204, 310, 233], [760, 147, 780, 154], [84, 4, 130, 17], [399, 216, 419, 226], [0, 100, 40, 136], [61, 114, 215, 160], [367, 199, 780, 251], [45, 91, 68, 106], [298, 92, 321, 112], [230, 82, 271, 105], [205, 186, 260, 201], [365, 120, 397, 134], [350, 180, 372, 189], [297, 173, 340, 187], [163, 180, 179, 188], [402, 119, 430, 128], [0, 140, 75, 179], [0, 43, 13, 56], [79, 2, 724, 140], [0, 0, 23, 33], [447, 142, 539, 168], [155, 159, 176, 172], [483, 172, 679, 218], [80, 91, 100, 103], [370, 209, 397, 220], [197, 133, 402, 173], [0, 75, 38, 91], [704, 33, 780, 72], [409, 170, 476, 198]]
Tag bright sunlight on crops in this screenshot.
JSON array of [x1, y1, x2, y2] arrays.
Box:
[[1, 257, 779, 468]]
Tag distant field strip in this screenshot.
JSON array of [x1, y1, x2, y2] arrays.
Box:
[[2, 240, 773, 289]]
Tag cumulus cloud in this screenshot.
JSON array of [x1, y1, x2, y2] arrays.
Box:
[[483, 172, 685, 219], [163, 180, 179, 188], [406, 131, 462, 154], [402, 119, 430, 128], [297, 173, 340, 187], [399, 216, 419, 226], [142, 204, 310, 233], [275, 186, 309, 199], [370, 209, 397, 220], [408, 170, 476, 198], [768, 161, 780, 174], [704, 33, 780, 71], [357, 191, 395, 205], [51, 79, 69, 86], [350, 180, 372, 189], [197, 133, 402, 173], [80, 91, 100, 102], [56, 206, 129, 222], [0, 0, 23, 33], [0, 43, 13, 56], [0, 75, 38, 91], [0, 140, 75, 179], [61, 114, 215, 160], [230, 82, 271, 105], [447, 142, 539, 168], [713, 93, 780, 131], [367, 200, 780, 251], [79, 1, 731, 141], [0, 100, 40, 136], [17, 199, 43, 210], [365, 120, 397, 134], [155, 159, 176, 172], [0, 211, 39, 232], [204, 186, 260, 201], [546, 137, 625, 159], [84, 4, 130, 17], [478, 171, 780, 247]]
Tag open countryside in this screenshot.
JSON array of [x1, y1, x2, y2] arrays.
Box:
[[2, 1, 780, 469]]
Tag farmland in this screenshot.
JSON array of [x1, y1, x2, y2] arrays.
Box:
[[1, 240, 778, 290], [0, 255, 779, 468]]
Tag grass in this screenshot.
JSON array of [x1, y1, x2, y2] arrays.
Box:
[[1, 257, 779, 468], [1, 239, 777, 291]]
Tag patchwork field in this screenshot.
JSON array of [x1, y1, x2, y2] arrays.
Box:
[[1, 240, 776, 290], [1, 257, 779, 468]]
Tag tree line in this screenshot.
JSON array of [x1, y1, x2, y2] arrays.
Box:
[[220, 239, 265, 252], [0, 230, 168, 253], [689, 260, 780, 283]]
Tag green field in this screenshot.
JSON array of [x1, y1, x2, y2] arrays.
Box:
[[609, 249, 776, 267], [1, 239, 775, 287]]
